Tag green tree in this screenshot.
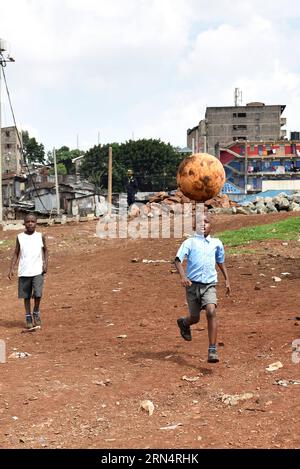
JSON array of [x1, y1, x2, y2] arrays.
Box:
[[21, 130, 45, 164], [55, 147, 83, 174], [49, 162, 67, 176], [47, 147, 84, 175], [80, 139, 182, 192]]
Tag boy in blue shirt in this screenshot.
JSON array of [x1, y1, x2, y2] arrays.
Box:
[[175, 213, 231, 363]]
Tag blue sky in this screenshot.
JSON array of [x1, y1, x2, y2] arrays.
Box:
[[1, 0, 300, 153]]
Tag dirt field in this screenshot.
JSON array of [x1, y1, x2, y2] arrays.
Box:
[[0, 212, 300, 449]]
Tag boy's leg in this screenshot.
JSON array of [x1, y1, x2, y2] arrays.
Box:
[[177, 284, 201, 341], [206, 304, 219, 363], [33, 297, 41, 313], [24, 298, 31, 315], [24, 298, 33, 328], [19, 277, 33, 328], [32, 275, 44, 326], [33, 299, 42, 326], [206, 304, 217, 347]]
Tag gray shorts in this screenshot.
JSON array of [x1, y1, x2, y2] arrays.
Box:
[[18, 274, 44, 299], [186, 282, 217, 319]]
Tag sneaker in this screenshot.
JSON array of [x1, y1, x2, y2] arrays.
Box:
[[33, 312, 41, 327], [208, 348, 219, 363], [26, 315, 33, 329], [177, 317, 192, 341]]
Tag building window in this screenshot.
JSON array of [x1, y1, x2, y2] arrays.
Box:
[[6, 143, 12, 149], [5, 131, 10, 137], [233, 125, 247, 131], [238, 113, 246, 117], [233, 113, 237, 118]]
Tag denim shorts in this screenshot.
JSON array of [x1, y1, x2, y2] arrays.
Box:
[[18, 274, 44, 299], [186, 282, 217, 319]]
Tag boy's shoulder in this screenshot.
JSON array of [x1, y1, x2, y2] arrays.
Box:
[[210, 235, 223, 244], [211, 236, 225, 249]]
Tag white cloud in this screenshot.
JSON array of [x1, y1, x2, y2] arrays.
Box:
[[1, 0, 300, 152]]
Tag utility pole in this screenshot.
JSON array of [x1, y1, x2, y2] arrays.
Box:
[[0, 50, 2, 223], [108, 146, 112, 216], [53, 147, 60, 214], [244, 140, 248, 195], [0, 39, 15, 223]]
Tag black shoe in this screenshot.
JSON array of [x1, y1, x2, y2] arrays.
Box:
[[208, 348, 219, 363], [177, 317, 192, 341]]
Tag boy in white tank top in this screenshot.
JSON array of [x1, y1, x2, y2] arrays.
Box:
[[8, 213, 49, 329]]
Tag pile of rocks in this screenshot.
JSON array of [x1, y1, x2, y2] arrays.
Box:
[[128, 190, 300, 218], [237, 192, 300, 215], [147, 190, 237, 209], [128, 190, 238, 219]]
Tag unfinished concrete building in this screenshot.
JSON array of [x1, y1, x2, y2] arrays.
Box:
[[187, 102, 286, 157], [1, 125, 23, 174]]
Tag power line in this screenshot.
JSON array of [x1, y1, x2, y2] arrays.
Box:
[[1, 63, 49, 213]]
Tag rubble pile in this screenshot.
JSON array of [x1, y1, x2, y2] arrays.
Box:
[[235, 192, 300, 215], [128, 190, 238, 219]]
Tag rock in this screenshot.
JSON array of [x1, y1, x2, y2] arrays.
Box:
[[182, 375, 200, 382], [219, 392, 254, 406], [9, 351, 31, 359], [266, 361, 283, 372], [139, 319, 149, 327], [290, 202, 300, 212], [276, 197, 290, 211], [272, 276, 282, 282], [236, 207, 250, 215], [265, 202, 277, 213], [140, 400, 154, 416]]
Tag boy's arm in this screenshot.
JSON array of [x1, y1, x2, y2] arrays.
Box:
[[8, 238, 20, 280], [175, 257, 192, 287], [42, 234, 49, 274], [217, 262, 231, 296]]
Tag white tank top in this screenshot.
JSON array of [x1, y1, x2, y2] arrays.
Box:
[[18, 231, 44, 277]]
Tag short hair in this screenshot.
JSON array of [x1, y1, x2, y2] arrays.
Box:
[[24, 212, 37, 222]]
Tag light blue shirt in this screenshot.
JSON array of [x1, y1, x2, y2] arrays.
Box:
[[176, 234, 225, 284]]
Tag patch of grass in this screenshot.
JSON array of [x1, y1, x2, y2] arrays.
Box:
[[227, 247, 258, 256], [216, 217, 300, 247]]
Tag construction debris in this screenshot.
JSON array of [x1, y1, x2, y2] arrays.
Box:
[[218, 392, 254, 406], [274, 379, 300, 387], [266, 361, 283, 372], [127, 190, 238, 220]]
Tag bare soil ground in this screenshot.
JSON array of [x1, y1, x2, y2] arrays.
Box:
[[0, 212, 300, 449]]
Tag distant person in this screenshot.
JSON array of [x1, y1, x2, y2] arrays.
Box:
[[8, 213, 48, 329], [174, 214, 231, 363], [126, 169, 138, 207], [291, 161, 297, 172]]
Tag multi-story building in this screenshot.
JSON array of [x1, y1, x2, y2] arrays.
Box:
[[187, 102, 286, 157], [1, 125, 23, 174], [220, 140, 300, 193]]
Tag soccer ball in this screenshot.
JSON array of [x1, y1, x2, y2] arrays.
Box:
[[176, 153, 225, 202]]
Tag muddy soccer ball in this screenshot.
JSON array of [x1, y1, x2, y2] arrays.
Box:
[[176, 153, 225, 202]]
